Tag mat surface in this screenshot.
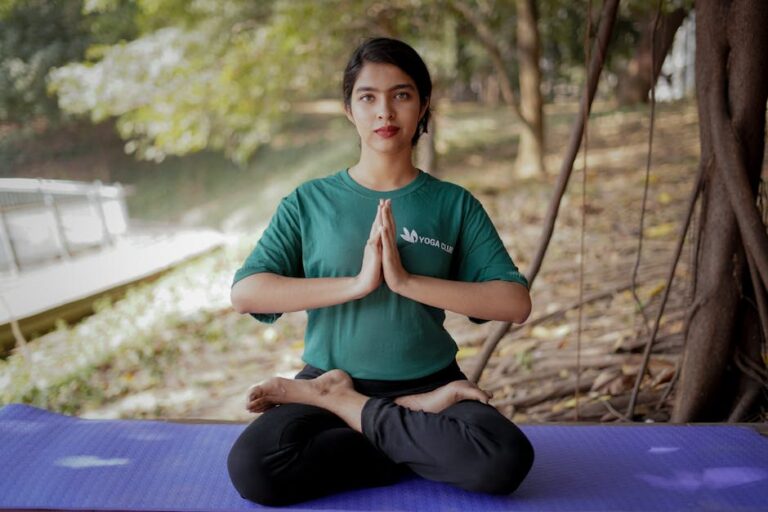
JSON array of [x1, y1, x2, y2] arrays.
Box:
[[0, 403, 767, 511]]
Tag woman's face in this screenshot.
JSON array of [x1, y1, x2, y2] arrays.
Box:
[[345, 61, 429, 155]]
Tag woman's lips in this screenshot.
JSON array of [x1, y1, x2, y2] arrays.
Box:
[[375, 126, 400, 138]]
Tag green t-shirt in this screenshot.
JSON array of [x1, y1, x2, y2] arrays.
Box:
[[232, 168, 529, 380]]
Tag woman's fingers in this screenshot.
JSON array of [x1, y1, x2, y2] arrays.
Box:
[[380, 200, 390, 244], [369, 202, 382, 238], [382, 223, 391, 252], [385, 199, 395, 245], [368, 203, 384, 243], [368, 227, 382, 248]]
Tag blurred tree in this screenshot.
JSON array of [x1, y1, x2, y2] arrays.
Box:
[[48, 0, 457, 166], [0, 0, 137, 126], [615, 1, 691, 105], [515, 0, 544, 178], [40, 0, 670, 170], [0, 0, 90, 125], [448, 0, 547, 178]]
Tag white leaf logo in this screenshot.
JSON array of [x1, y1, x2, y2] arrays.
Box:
[[400, 227, 418, 243]]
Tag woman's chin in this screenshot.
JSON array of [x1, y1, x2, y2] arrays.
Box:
[[366, 138, 411, 154]]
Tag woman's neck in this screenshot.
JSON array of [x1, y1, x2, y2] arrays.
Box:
[[349, 149, 419, 191]]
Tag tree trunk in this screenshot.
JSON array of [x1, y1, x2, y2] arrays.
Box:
[[616, 8, 687, 106], [448, 0, 546, 178], [515, 0, 546, 177], [451, 18, 476, 102], [673, 0, 768, 422]]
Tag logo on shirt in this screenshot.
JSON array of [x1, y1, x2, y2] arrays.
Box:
[[400, 227, 454, 254]]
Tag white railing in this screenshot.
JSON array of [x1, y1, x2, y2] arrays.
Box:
[[0, 178, 132, 274]]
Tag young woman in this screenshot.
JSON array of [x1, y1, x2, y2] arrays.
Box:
[[227, 37, 534, 507]]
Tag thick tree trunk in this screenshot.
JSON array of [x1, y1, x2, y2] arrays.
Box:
[[616, 8, 687, 106], [515, 0, 546, 178], [673, 0, 768, 422]]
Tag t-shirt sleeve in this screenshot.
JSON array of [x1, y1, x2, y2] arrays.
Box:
[[231, 189, 304, 323], [450, 193, 529, 324]]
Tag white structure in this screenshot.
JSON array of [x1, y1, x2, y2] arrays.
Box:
[[0, 178, 130, 274], [653, 12, 696, 102]]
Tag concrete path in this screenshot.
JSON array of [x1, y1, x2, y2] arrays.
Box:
[[0, 228, 230, 348]]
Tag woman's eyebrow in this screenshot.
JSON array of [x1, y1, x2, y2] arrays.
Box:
[[354, 84, 416, 93]]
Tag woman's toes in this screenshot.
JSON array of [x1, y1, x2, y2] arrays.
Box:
[[247, 391, 259, 404], [247, 397, 274, 413], [246, 397, 261, 411], [247, 382, 267, 401], [452, 381, 491, 404]]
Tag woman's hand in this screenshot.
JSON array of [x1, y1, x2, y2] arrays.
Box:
[[380, 198, 411, 293], [354, 200, 384, 298]]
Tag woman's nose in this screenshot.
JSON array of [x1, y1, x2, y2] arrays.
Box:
[[377, 105, 394, 120]]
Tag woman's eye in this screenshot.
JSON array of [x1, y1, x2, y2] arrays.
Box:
[[360, 94, 374, 102], [396, 92, 410, 99]]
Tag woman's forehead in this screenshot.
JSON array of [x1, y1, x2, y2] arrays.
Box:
[[353, 62, 415, 91]]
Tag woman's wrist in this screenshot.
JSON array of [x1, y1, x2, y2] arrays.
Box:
[[351, 274, 370, 300], [388, 271, 412, 295]]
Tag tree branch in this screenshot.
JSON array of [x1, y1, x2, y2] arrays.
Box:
[[448, 0, 530, 131], [626, 158, 705, 418]]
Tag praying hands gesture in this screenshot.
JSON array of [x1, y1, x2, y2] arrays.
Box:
[[355, 198, 411, 297], [353, 197, 531, 323]]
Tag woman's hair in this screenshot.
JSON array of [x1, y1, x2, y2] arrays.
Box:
[[342, 37, 432, 147]]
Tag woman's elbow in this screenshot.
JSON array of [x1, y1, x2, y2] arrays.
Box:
[[230, 278, 258, 314], [510, 286, 532, 324], [230, 287, 249, 314]]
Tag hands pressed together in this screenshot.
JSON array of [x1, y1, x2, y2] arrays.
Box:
[[356, 198, 411, 297]]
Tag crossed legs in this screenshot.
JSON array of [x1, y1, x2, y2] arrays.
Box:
[[227, 369, 534, 506]]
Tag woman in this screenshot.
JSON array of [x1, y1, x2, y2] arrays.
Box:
[[227, 37, 534, 507]]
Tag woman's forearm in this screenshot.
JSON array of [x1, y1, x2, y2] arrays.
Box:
[[396, 275, 532, 324], [231, 273, 364, 315]]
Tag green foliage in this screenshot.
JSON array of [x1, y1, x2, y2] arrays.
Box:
[[6, 0, 691, 168], [47, 0, 488, 166], [0, 0, 89, 123], [0, 0, 138, 124], [50, 1, 358, 165]]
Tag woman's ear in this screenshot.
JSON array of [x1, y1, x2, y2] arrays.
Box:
[[419, 97, 430, 121], [344, 105, 355, 125]]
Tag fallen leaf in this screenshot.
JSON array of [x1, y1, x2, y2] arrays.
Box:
[[645, 222, 676, 239], [457, 346, 479, 360]]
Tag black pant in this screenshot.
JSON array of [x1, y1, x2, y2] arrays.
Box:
[[226, 359, 534, 506]]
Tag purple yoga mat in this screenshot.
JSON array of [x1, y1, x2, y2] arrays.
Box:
[[0, 403, 767, 511]]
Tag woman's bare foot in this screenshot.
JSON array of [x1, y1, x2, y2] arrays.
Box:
[[395, 380, 493, 414], [246, 369, 355, 413]]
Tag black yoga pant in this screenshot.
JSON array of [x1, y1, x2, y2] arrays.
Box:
[[227, 359, 534, 506]]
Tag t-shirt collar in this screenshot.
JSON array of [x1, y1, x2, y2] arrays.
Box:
[[339, 167, 428, 199]]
